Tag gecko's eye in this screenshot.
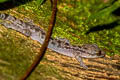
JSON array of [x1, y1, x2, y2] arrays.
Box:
[[97, 51, 101, 56]]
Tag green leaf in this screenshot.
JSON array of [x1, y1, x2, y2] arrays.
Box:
[[86, 0, 120, 23], [0, 0, 9, 3], [36, 0, 45, 5]]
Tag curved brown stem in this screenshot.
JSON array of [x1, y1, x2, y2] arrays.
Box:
[[20, 0, 57, 80]]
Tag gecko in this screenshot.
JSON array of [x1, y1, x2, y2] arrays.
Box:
[[0, 13, 105, 69]]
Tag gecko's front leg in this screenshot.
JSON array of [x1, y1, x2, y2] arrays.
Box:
[[75, 56, 88, 69]]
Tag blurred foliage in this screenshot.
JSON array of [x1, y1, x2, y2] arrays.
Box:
[[0, 0, 9, 3], [87, 0, 120, 23]]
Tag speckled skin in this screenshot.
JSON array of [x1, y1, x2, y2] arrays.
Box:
[[0, 13, 105, 69]]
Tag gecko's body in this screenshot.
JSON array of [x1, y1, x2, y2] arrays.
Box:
[[0, 13, 105, 69]]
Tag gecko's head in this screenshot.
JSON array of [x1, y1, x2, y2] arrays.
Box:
[[81, 44, 105, 58]]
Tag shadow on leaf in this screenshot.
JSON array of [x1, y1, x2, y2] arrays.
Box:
[[86, 20, 120, 34], [112, 7, 120, 16]]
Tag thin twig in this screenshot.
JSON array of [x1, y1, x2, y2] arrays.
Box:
[[20, 0, 57, 79]]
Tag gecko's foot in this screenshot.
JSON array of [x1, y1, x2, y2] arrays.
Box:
[[80, 64, 88, 69]]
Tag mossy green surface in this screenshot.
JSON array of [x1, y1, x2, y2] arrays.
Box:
[[0, 0, 120, 79]]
